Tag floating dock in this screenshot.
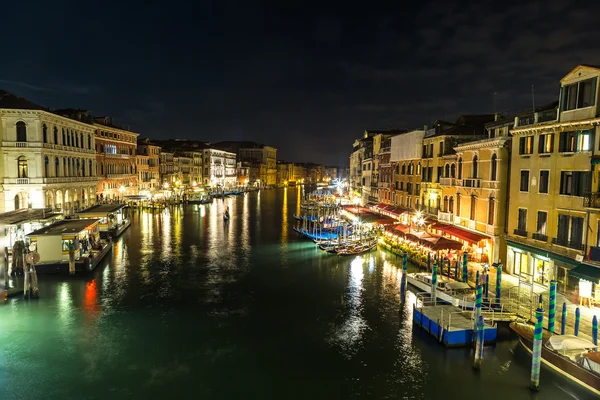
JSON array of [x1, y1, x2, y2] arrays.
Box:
[[413, 303, 497, 347]]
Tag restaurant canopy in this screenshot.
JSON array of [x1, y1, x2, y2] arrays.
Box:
[[432, 222, 488, 245], [419, 235, 464, 251]]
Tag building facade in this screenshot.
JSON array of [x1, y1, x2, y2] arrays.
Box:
[[94, 117, 139, 201], [137, 138, 160, 195], [435, 115, 513, 265], [390, 129, 425, 210], [201, 147, 237, 187], [507, 64, 600, 304], [0, 96, 98, 214]]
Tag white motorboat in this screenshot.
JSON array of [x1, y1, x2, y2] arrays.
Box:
[[406, 272, 475, 308]]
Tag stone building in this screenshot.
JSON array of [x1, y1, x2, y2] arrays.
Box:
[[93, 117, 139, 201], [137, 138, 160, 195], [507, 64, 600, 303], [0, 92, 98, 214]]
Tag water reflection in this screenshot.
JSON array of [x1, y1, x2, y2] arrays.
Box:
[[281, 188, 288, 255], [328, 256, 368, 359]]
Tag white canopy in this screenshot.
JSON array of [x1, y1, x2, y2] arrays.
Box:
[[547, 335, 598, 351], [444, 282, 471, 291]]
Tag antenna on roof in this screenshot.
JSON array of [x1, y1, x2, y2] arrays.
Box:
[[532, 84, 535, 111]]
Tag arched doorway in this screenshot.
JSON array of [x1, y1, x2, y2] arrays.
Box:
[[14, 194, 20, 210], [45, 191, 54, 209], [56, 190, 64, 212]]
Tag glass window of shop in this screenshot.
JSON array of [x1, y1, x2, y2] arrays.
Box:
[[555, 262, 580, 302], [512, 250, 532, 279], [533, 257, 551, 286]]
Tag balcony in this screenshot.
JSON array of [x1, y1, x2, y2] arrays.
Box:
[[589, 246, 600, 262], [482, 180, 500, 190], [44, 177, 98, 184], [105, 153, 130, 158], [514, 229, 528, 237], [423, 206, 439, 215], [463, 178, 481, 188], [440, 177, 455, 186], [378, 182, 390, 189], [107, 174, 136, 179], [551, 237, 584, 251], [380, 147, 391, 154], [531, 233, 548, 242], [583, 192, 600, 209], [438, 211, 453, 223]]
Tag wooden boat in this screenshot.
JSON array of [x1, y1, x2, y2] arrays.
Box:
[[337, 241, 377, 256], [406, 272, 475, 308], [510, 322, 600, 395]]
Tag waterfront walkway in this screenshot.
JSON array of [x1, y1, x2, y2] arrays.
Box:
[[466, 261, 599, 343]]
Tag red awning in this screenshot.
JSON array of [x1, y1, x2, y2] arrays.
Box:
[[377, 204, 388, 209], [438, 225, 488, 245]]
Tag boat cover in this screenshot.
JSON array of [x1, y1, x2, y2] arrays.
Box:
[[444, 282, 471, 291], [582, 352, 600, 375], [547, 335, 598, 351]]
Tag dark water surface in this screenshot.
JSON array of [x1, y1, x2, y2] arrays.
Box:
[[0, 189, 594, 399]]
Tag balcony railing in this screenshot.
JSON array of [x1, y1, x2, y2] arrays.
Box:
[[583, 192, 600, 209], [439, 177, 455, 186], [438, 211, 453, 223], [514, 229, 528, 237], [463, 178, 481, 188], [423, 206, 439, 215], [531, 233, 548, 242], [16, 178, 29, 184], [551, 237, 584, 251], [380, 147, 391, 154]]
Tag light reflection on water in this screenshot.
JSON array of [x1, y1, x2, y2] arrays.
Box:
[[0, 190, 593, 400]]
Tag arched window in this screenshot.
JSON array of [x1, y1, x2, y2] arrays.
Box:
[[53, 126, 58, 144], [16, 121, 27, 142], [449, 196, 454, 213], [63, 158, 67, 177], [42, 124, 48, 143], [437, 195, 441, 211], [44, 156, 49, 177], [443, 195, 449, 212], [416, 162, 421, 175], [409, 163, 414, 175], [458, 158, 463, 179], [444, 163, 450, 178], [75, 131, 79, 148], [14, 195, 20, 210], [401, 164, 406, 175], [80, 133, 84, 148], [470, 195, 476, 220], [450, 163, 456, 178], [17, 156, 28, 178], [76, 159, 81, 176], [88, 134, 92, 149], [100, 162, 104, 175], [62, 128, 66, 145], [488, 197, 495, 225], [55, 157, 60, 176], [490, 153, 498, 181], [456, 194, 461, 217], [100, 144, 104, 153], [472, 155, 478, 178], [89, 160, 93, 176]]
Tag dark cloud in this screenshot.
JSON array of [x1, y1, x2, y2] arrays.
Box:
[[2, 0, 600, 164]]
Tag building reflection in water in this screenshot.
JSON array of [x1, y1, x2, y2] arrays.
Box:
[[327, 255, 368, 359], [281, 187, 288, 245], [161, 208, 172, 262], [58, 282, 74, 331]]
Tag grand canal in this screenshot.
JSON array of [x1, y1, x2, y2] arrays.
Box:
[[0, 189, 593, 399]]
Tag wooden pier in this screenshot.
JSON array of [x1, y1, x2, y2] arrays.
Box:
[[413, 297, 498, 347]]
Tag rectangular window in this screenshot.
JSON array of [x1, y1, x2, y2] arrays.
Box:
[[539, 170, 549, 194], [422, 145, 428, 158], [429, 143, 434, 158], [558, 131, 577, 152], [415, 184, 420, 194], [487, 198, 495, 225], [538, 134, 554, 154], [557, 214, 570, 243], [439, 142, 444, 156], [570, 216, 584, 247], [517, 209, 527, 232], [579, 130, 592, 151], [559, 171, 591, 196], [562, 78, 597, 111], [470, 196, 476, 220], [400, 182, 404, 191], [520, 170, 530, 192], [536, 211, 547, 235], [519, 136, 534, 154], [436, 166, 442, 183]]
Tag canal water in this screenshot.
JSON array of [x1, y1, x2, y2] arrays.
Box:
[[0, 189, 594, 399]]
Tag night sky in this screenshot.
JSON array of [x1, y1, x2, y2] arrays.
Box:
[[3, 0, 600, 165]]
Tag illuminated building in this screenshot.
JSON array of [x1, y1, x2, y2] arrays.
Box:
[[0, 92, 98, 213], [507, 64, 600, 303], [93, 116, 139, 201], [137, 138, 160, 196]]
